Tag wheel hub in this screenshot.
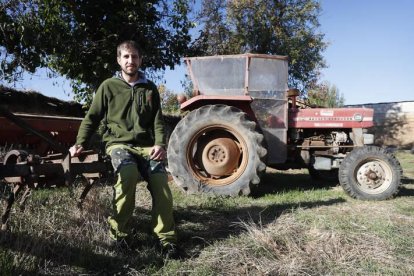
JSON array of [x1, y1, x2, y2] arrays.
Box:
[[202, 137, 241, 176], [357, 161, 388, 189]]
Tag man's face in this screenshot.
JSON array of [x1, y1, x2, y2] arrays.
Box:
[[117, 47, 142, 76]]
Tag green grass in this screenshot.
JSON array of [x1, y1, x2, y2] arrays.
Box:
[[1, 150, 413, 274]]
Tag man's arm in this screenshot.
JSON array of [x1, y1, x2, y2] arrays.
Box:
[[150, 84, 166, 160], [70, 83, 106, 157]]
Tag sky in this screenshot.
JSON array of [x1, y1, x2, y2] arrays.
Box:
[[5, 0, 414, 105], [318, 0, 414, 105]]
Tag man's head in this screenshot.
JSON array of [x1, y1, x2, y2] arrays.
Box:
[[117, 40, 142, 58], [117, 40, 143, 79]]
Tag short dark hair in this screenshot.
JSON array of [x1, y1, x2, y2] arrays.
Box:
[[117, 40, 142, 57]]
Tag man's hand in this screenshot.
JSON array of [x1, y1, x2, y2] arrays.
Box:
[[150, 145, 166, 161], [69, 145, 84, 157]]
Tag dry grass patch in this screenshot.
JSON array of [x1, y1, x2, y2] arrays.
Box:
[[173, 212, 400, 275]]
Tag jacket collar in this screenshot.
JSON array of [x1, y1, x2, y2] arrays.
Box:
[[115, 71, 148, 86]]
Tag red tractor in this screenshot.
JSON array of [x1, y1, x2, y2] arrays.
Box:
[[167, 54, 402, 200]]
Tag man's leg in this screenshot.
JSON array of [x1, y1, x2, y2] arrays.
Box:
[[146, 161, 177, 246], [107, 147, 140, 241]]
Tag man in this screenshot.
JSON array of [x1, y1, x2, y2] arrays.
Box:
[[69, 40, 178, 257]]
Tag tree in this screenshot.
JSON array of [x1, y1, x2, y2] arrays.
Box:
[[158, 84, 180, 114], [306, 81, 345, 107], [0, 0, 192, 103], [193, 0, 327, 92]]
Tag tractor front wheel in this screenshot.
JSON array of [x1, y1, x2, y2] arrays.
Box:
[[338, 146, 402, 200]]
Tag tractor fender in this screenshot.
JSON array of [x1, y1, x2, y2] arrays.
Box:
[[180, 95, 255, 119]]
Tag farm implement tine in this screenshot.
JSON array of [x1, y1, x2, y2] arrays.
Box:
[[62, 152, 73, 187], [77, 178, 97, 210], [18, 185, 32, 211], [1, 184, 22, 231]]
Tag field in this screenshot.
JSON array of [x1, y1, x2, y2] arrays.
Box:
[[1, 151, 413, 275]]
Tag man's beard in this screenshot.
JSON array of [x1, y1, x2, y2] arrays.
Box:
[[123, 68, 138, 76]]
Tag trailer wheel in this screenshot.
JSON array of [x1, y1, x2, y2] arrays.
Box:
[[3, 150, 28, 184], [167, 105, 266, 196], [339, 146, 402, 200]]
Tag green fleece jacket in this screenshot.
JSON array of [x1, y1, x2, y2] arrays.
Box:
[[76, 73, 165, 148]]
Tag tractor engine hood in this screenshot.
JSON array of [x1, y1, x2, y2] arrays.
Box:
[[288, 107, 374, 128]]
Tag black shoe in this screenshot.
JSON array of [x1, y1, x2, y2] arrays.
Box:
[[160, 243, 181, 259], [110, 238, 131, 250]]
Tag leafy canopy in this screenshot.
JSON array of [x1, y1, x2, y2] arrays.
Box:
[[194, 0, 327, 93], [306, 81, 345, 107], [1, 0, 332, 103], [0, 0, 192, 103], [158, 84, 180, 114]]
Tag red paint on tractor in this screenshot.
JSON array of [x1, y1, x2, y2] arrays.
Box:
[[288, 107, 374, 128]]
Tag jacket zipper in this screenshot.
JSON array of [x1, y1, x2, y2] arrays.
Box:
[[131, 85, 143, 114], [139, 91, 143, 112]]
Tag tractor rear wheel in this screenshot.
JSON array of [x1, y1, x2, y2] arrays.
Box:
[[167, 105, 266, 196], [339, 146, 402, 200]]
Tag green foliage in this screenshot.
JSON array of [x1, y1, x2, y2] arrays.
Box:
[[194, 0, 327, 92], [180, 74, 194, 99], [158, 84, 180, 114], [0, 0, 192, 103], [0, 0, 329, 102], [306, 81, 345, 107]]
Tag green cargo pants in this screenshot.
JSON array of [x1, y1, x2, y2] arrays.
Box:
[[106, 144, 176, 245]]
